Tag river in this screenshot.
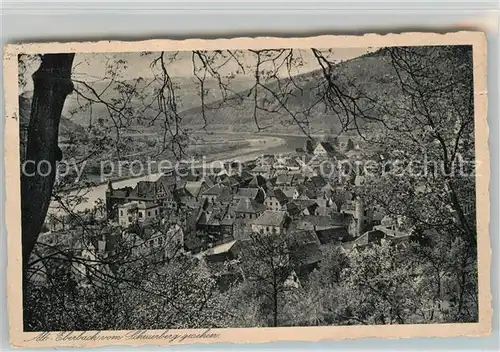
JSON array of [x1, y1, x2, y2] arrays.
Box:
[[49, 133, 309, 215]]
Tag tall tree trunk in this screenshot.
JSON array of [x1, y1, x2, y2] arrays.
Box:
[[21, 53, 75, 274]]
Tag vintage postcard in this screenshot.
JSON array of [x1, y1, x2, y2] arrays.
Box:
[[3, 32, 491, 348]]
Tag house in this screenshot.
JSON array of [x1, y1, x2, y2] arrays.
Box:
[[293, 199, 319, 216], [295, 215, 339, 232], [251, 210, 289, 235], [315, 226, 352, 245], [221, 174, 245, 191], [180, 170, 201, 182], [373, 215, 412, 238], [171, 187, 194, 211], [315, 195, 334, 209], [264, 189, 289, 211], [342, 197, 372, 237], [321, 182, 336, 196], [342, 229, 386, 253], [205, 240, 240, 263], [285, 158, 301, 172], [283, 202, 302, 218], [297, 156, 318, 176], [105, 172, 180, 220], [197, 204, 232, 237], [203, 175, 217, 188], [313, 141, 337, 158], [247, 175, 268, 189], [239, 169, 255, 183], [315, 206, 335, 217], [288, 230, 323, 269], [220, 218, 235, 241], [294, 184, 316, 200], [281, 186, 296, 200], [275, 173, 294, 187], [184, 180, 207, 199], [105, 182, 134, 219], [346, 148, 363, 159], [232, 198, 267, 221], [138, 224, 185, 259], [306, 175, 328, 191], [72, 236, 117, 287], [251, 164, 272, 179], [117, 201, 160, 227], [201, 185, 232, 204], [234, 187, 265, 203]]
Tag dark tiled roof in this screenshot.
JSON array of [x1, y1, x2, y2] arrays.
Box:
[[296, 215, 338, 230], [134, 181, 157, 198], [156, 174, 177, 188], [315, 226, 352, 244], [296, 184, 316, 199], [110, 187, 133, 198], [239, 170, 254, 181], [289, 231, 322, 267], [218, 187, 234, 203], [173, 187, 193, 202], [284, 202, 302, 216], [248, 175, 267, 187], [252, 165, 272, 173], [202, 184, 225, 196], [234, 188, 260, 200], [307, 175, 327, 188], [266, 189, 289, 204]]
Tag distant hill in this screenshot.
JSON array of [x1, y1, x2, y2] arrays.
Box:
[[178, 49, 398, 134], [19, 95, 86, 136], [60, 76, 255, 128], [18, 51, 398, 135], [25, 48, 459, 137]]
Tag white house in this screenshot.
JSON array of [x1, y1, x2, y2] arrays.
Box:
[[118, 201, 160, 227], [251, 210, 288, 235]]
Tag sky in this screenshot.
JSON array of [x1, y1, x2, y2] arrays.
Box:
[[20, 47, 375, 93]]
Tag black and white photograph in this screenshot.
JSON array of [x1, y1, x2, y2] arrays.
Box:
[[4, 33, 490, 346]]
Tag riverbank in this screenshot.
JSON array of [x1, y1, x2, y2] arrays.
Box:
[[49, 135, 287, 215]]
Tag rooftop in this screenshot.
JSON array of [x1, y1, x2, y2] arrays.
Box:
[[253, 210, 287, 227], [233, 198, 267, 214], [234, 188, 260, 200]]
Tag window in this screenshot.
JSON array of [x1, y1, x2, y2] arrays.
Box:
[[138, 212, 143, 218], [128, 216, 132, 222], [120, 210, 123, 216], [148, 211, 151, 217]]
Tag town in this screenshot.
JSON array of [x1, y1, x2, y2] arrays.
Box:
[[33, 137, 421, 292]]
